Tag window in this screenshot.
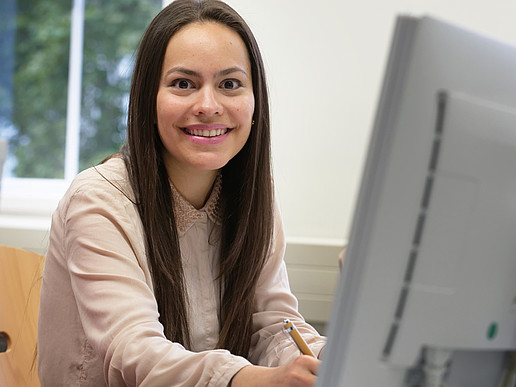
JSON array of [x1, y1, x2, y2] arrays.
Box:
[[0, 0, 161, 215]]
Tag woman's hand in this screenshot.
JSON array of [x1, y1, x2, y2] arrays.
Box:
[[231, 355, 320, 387], [338, 247, 347, 269]]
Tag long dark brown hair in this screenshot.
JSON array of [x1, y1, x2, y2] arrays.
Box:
[[121, 0, 273, 357]]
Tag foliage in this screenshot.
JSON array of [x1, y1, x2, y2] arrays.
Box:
[[1, 0, 160, 178], [79, 0, 161, 172]]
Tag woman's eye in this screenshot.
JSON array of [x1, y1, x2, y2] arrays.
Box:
[[221, 79, 241, 90], [171, 79, 193, 89]]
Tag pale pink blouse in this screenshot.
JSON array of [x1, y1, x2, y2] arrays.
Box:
[[38, 157, 325, 386]]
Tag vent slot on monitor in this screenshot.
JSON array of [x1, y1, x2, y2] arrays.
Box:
[[382, 92, 448, 359]]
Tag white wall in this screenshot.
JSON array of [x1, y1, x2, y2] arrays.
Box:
[[160, 0, 516, 243]]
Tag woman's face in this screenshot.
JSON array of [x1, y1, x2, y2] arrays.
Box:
[[156, 22, 254, 178]]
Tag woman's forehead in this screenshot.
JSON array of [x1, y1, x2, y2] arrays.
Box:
[[161, 22, 251, 75]]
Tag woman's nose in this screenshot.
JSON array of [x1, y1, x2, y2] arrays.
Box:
[[193, 86, 223, 117]]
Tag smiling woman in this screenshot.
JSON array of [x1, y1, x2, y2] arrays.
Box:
[[37, 1, 325, 386]]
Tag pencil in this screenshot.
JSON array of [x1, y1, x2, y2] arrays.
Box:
[[283, 318, 316, 358]]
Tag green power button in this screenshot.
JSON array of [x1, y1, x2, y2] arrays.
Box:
[[487, 322, 498, 340]]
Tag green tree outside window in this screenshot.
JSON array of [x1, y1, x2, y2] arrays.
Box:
[[0, 0, 161, 179]]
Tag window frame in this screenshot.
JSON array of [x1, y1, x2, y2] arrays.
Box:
[[1, 0, 167, 218], [1, 0, 84, 217]]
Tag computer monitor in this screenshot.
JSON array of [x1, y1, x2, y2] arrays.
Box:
[[317, 15, 516, 387]]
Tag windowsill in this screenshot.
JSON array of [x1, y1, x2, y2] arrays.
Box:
[[0, 177, 65, 253], [0, 177, 68, 217], [0, 213, 51, 254], [0, 213, 51, 229]]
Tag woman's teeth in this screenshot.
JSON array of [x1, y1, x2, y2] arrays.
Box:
[[185, 128, 228, 137]]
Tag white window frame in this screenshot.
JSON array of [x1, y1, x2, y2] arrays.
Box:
[[1, 0, 169, 220], [1, 0, 83, 218]]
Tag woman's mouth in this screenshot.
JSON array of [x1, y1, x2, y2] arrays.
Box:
[[182, 127, 230, 137]]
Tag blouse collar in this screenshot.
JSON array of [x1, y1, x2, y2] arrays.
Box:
[[169, 173, 222, 234]]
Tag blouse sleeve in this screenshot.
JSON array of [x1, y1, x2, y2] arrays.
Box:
[[62, 180, 250, 386], [248, 200, 326, 366]]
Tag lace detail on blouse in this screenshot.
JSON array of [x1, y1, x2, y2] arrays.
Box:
[[169, 174, 222, 234]]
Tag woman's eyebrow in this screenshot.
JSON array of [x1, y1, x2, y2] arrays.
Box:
[[164, 66, 198, 77], [218, 66, 249, 77], [164, 66, 249, 78]]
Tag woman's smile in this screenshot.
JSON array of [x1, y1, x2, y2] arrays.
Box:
[[180, 123, 234, 145], [182, 124, 232, 138]]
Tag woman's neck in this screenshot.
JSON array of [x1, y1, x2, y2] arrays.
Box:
[[167, 167, 218, 210]]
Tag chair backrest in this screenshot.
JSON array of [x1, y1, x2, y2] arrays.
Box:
[[0, 245, 44, 387]]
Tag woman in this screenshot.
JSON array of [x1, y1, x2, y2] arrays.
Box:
[[38, 0, 325, 385]]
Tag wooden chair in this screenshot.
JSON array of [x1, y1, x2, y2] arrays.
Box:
[[0, 245, 44, 387]]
